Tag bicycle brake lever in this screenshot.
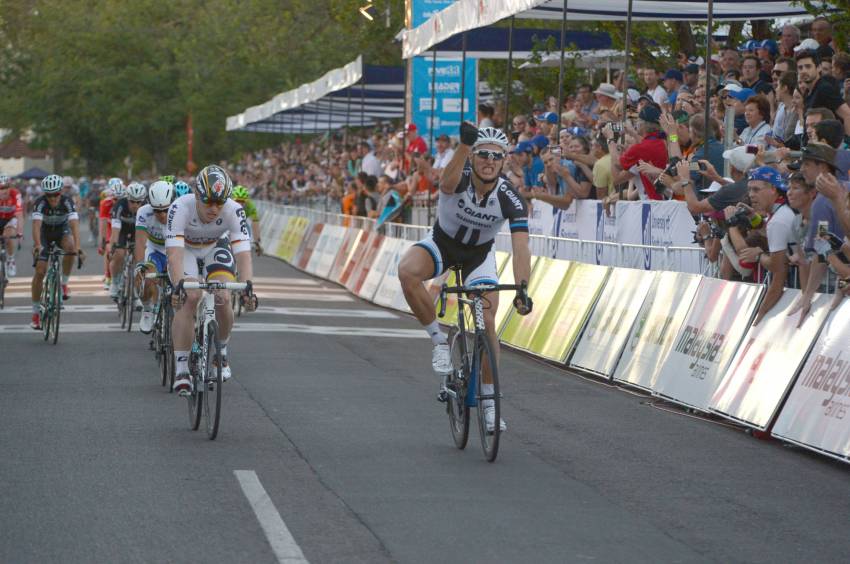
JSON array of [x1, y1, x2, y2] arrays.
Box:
[[438, 288, 447, 319]]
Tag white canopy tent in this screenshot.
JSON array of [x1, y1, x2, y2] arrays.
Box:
[[402, 0, 837, 59]]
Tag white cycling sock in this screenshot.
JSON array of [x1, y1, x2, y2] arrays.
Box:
[[61, 274, 69, 285], [424, 320, 447, 345], [32, 301, 39, 314], [175, 350, 189, 375]]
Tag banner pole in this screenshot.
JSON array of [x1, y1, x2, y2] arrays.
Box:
[[460, 31, 468, 124], [505, 16, 514, 131], [428, 49, 438, 226], [557, 1, 569, 121], [621, 0, 634, 130]]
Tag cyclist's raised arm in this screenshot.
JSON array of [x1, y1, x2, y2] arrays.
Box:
[[439, 122, 478, 195]]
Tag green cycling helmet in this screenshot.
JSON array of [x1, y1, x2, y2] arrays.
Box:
[[159, 175, 176, 184], [232, 185, 250, 201], [173, 180, 191, 197]]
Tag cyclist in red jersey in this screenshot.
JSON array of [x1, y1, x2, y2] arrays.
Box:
[[0, 175, 24, 276], [99, 179, 122, 287]]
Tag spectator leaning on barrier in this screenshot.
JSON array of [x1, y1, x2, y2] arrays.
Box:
[[730, 167, 794, 324], [792, 142, 846, 322]]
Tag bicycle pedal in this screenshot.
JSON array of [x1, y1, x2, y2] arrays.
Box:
[[436, 389, 448, 403]]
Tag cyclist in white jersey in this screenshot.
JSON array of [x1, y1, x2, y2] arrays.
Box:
[[398, 123, 533, 432], [166, 165, 257, 395], [133, 180, 173, 334]]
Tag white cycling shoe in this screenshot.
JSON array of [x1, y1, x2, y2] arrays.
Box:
[[173, 373, 193, 396], [214, 356, 232, 382], [139, 310, 154, 334], [133, 298, 144, 312], [483, 403, 507, 433], [109, 279, 121, 300], [431, 343, 452, 375], [6, 258, 16, 277]]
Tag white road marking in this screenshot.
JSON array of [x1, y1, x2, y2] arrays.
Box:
[[234, 470, 309, 564], [1, 290, 352, 301], [7, 275, 321, 285], [0, 305, 397, 318], [0, 322, 422, 338]]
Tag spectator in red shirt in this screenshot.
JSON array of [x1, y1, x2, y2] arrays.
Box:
[[0, 177, 24, 275], [607, 105, 669, 200], [404, 123, 428, 156]]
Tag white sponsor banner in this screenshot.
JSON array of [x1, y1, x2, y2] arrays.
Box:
[[358, 238, 401, 301], [305, 226, 333, 275], [653, 278, 763, 411], [266, 215, 290, 256], [772, 299, 850, 462], [613, 271, 701, 391], [528, 200, 555, 237], [570, 268, 656, 377], [313, 225, 348, 280], [710, 291, 832, 430], [375, 240, 414, 312]]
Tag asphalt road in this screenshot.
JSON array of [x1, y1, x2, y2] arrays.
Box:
[[2, 214, 850, 564]]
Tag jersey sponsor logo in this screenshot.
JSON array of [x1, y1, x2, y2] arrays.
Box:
[[167, 203, 178, 230], [456, 197, 500, 223], [499, 185, 524, 211]]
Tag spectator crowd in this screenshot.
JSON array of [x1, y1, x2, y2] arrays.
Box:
[[226, 17, 850, 318]]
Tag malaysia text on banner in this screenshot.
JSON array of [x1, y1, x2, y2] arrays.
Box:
[[772, 299, 850, 462], [375, 240, 414, 311], [613, 271, 702, 391], [570, 268, 656, 378], [710, 291, 832, 430], [653, 278, 763, 412]]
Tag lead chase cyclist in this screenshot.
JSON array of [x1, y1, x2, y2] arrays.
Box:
[[398, 122, 533, 432], [166, 165, 257, 395]]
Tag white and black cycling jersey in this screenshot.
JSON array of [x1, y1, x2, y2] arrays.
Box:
[[434, 168, 528, 247], [32, 195, 79, 229]]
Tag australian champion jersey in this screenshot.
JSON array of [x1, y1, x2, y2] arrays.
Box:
[[32, 194, 79, 229], [434, 168, 529, 247], [165, 194, 251, 253], [135, 204, 167, 252]]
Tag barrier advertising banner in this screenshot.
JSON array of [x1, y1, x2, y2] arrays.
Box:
[[613, 271, 702, 391], [654, 278, 763, 412], [295, 223, 324, 270], [341, 231, 378, 289], [305, 225, 335, 276], [265, 214, 288, 252], [570, 268, 656, 378], [710, 291, 832, 430], [281, 217, 311, 261], [312, 225, 348, 279], [331, 228, 366, 284], [772, 299, 850, 462], [375, 240, 414, 311], [501, 258, 572, 353], [274, 216, 296, 258], [360, 238, 401, 300], [537, 262, 610, 362], [347, 232, 386, 295], [529, 201, 555, 237]]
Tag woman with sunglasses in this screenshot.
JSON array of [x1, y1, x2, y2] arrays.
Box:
[[398, 122, 533, 433], [132, 180, 174, 334], [30, 174, 83, 329]]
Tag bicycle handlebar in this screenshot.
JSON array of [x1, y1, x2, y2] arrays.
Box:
[[437, 281, 528, 319]]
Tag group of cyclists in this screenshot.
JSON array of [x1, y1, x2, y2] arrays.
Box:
[[4, 122, 535, 433], [2, 165, 263, 398]]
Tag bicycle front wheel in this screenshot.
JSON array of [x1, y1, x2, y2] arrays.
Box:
[[203, 321, 223, 440], [187, 336, 203, 431], [0, 256, 6, 309], [475, 334, 501, 463], [50, 268, 61, 345], [41, 270, 53, 342], [124, 266, 134, 332], [447, 328, 470, 450]]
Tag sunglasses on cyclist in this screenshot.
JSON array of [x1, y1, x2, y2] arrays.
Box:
[[474, 150, 505, 161], [153, 207, 169, 214], [45, 193, 61, 198]]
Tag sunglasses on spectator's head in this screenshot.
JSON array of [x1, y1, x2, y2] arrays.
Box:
[[474, 150, 505, 161]]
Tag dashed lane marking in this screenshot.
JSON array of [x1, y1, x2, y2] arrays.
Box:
[[0, 305, 397, 318], [234, 470, 309, 564]]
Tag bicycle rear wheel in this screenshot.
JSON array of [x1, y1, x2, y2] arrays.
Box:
[[447, 328, 470, 450], [203, 321, 223, 440], [161, 303, 174, 389], [50, 268, 61, 345], [118, 277, 127, 329], [41, 268, 53, 342], [475, 334, 501, 463]]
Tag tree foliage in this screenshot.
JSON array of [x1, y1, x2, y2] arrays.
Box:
[[0, 0, 403, 175]]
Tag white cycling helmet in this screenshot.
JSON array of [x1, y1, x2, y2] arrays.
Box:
[[472, 127, 510, 151], [0, 174, 10, 187], [108, 177, 125, 198], [62, 175, 74, 188], [126, 181, 147, 202], [42, 174, 64, 194], [148, 180, 174, 209]]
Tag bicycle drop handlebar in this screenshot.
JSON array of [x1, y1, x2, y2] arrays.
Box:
[[438, 281, 528, 319], [182, 280, 250, 292]]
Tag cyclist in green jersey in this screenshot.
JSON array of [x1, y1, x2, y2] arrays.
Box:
[[232, 185, 262, 255]]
